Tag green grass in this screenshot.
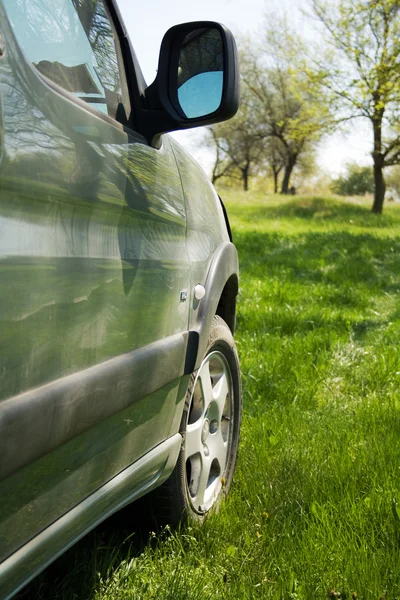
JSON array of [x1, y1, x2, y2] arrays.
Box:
[[21, 193, 400, 600]]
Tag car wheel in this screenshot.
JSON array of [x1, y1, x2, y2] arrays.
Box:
[[149, 315, 242, 526]]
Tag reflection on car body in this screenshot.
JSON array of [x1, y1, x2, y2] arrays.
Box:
[[0, 1, 241, 598]]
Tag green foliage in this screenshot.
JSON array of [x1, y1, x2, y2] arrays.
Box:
[[22, 193, 400, 600], [240, 23, 332, 193], [311, 0, 400, 211], [331, 163, 374, 196], [384, 165, 400, 197], [311, 0, 400, 123], [207, 24, 332, 194], [206, 83, 269, 191]]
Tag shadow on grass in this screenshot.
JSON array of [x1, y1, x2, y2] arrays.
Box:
[[236, 229, 400, 290], [15, 500, 159, 600], [231, 196, 400, 228], [237, 308, 386, 343], [13, 199, 400, 598], [236, 227, 400, 348]]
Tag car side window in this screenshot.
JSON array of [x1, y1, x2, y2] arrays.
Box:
[[3, 0, 130, 121]]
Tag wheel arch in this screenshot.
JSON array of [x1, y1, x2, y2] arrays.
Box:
[[216, 273, 238, 334], [184, 241, 239, 374]]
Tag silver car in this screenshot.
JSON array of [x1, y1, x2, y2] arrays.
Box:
[[0, 1, 241, 598]]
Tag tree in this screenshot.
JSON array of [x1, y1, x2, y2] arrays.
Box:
[[265, 138, 287, 193], [310, 0, 400, 213], [384, 165, 400, 198], [207, 126, 236, 185], [240, 21, 332, 194], [205, 25, 329, 193], [331, 162, 375, 195], [206, 85, 269, 191]]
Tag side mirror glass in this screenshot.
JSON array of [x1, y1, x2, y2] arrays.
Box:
[[176, 28, 223, 119], [141, 21, 239, 141]]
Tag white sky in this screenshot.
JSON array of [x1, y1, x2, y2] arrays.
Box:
[[117, 0, 371, 177]]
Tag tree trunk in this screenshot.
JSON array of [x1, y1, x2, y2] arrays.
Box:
[[281, 155, 296, 194], [273, 169, 279, 194], [372, 161, 385, 214], [242, 165, 249, 191], [211, 143, 221, 184], [371, 111, 385, 214]]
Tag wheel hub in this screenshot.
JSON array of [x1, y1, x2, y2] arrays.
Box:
[[201, 419, 210, 444]]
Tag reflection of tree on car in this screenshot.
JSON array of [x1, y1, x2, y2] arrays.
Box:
[[0, 3, 241, 598], [4, 0, 124, 118], [177, 28, 224, 118]]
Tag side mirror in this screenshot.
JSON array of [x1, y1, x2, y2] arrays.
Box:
[[176, 28, 224, 119], [139, 22, 240, 142]]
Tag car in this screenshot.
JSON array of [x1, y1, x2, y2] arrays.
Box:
[[0, 0, 242, 598]]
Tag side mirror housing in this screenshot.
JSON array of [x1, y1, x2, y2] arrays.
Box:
[[138, 22, 240, 142]]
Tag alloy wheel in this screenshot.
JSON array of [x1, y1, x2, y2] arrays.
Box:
[[184, 351, 233, 513]]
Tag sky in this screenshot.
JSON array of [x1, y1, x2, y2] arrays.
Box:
[[117, 0, 371, 178]]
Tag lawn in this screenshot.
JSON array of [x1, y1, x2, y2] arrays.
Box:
[[21, 193, 400, 600]]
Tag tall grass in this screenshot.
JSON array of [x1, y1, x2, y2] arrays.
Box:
[[21, 194, 400, 600]]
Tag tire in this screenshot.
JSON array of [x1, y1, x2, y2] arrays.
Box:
[[149, 315, 242, 526]]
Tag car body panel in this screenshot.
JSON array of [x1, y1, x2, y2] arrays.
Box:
[[0, 433, 183, 600], [170, 138, 230, 276], [0, 0, 190, 567], [0, 1, 239, 597], [170, 139, 238, 363]]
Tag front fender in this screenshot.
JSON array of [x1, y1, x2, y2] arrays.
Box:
[[185, 241, 239, 374]]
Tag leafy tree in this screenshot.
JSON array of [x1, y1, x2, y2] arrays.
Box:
[[205, 25, 329, 193], [265, 138, 287, 194], [240, 21, 332, 194], [311, 0, 400, 213], [384, 165, 400, 198], [206, 85, 268, 191], [332, 162, 374, 196]]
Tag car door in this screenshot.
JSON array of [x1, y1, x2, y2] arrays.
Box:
[[0, 0, 190, 565]]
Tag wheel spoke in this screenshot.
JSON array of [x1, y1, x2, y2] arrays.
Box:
[[198, 360, 214, 413], [185, 421, 203, 459], [193, 455, 211, 510], [213, 371, 230, 416], [208, 429, 228, 472]]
